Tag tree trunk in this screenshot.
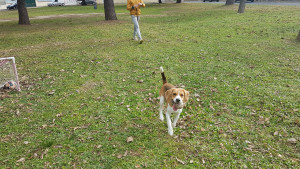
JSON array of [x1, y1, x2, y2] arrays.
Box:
[[17, 0, 30, 25], [238, 0, 246, 13], [81, 0, 87, 5], [225, 0, 235, 5], [297, 31, 300, 42], [104, 0, 117, 20], [158, 0, 162, 3], [176, 0, 182, 3]]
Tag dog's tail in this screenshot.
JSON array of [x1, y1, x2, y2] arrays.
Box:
[[160, 66, 167, 84]]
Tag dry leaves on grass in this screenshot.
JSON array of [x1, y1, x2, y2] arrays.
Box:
[[16, 157, 25, 163], [287, 138, 297, 144], [257, 116, 270, 125], [176, 157, 185, 164], [127, 136, 133, 143], [117, 150, 128, 159]]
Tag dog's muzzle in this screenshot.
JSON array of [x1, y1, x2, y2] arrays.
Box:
[[172, 100, 183, 111]]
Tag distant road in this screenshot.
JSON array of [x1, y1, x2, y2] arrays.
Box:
[[186, 1, 300, 6]]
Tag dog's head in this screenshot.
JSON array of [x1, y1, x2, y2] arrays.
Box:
[[165, 88, 189, 111]]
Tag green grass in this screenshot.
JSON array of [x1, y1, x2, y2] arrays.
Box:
[[0, 3, 299, 168]]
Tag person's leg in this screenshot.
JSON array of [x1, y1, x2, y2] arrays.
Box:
[[136, 16, 143, 43], [131, 15, 142, 40], [131, 15, 137, 40], [136, 16, 142, 41]]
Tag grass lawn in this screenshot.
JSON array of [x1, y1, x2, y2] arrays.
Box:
[[0, 3, 299, 168]]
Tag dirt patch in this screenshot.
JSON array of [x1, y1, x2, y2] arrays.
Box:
[[79, 81, 98, 93]]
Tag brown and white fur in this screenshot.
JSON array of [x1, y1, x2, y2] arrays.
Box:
[[159, 66, 189, 136]]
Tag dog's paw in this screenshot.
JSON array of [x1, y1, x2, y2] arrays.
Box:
[[168, 129, 173, 136], [159, 116, 164, 121]]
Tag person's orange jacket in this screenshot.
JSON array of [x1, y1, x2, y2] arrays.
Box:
[[127, 0, 145, 16]]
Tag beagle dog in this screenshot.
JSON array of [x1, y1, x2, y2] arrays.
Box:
[[159, 66, 189, 136]]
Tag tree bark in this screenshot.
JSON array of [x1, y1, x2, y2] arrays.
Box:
[[297, 31, 300, 42], [17, 0, 30, 25], [238, 0, 246, 13], [225, 0, 235, 5], [104, 0, 117, 20], [176, 0, 182, 3], [158, 0, 162, 3]]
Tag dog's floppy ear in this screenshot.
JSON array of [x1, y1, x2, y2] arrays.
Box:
[[183, 89, 189, 103], [165, 89, 174, 104]]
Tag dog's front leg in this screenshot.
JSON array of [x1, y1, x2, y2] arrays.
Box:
[[172, 109, 182, 128], [165, 111, 173, 136], [159, 96, 164, 121]]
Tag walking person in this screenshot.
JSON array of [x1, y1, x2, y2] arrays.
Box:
[[127, 0, 145, 44]]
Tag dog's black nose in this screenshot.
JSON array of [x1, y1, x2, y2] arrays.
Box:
[[176, 98, 181, 103]]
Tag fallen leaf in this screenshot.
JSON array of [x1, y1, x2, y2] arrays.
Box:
[[16, 157, 25, 163], [96, 145, 102, 149], [137, 80, 143, 83], [209, 105, 215, 111], [48, 91, 55, 96], [117, 154, 123, 159], [194, 93, 200, 97], [123, 150, 128, 157], [274, 131, 279, 136], [180, 132, 190, 138], [16, 110, 20, 116], [54, 145, 63, 148], [24, 141, 29, 145], [210, 88, 218, 93], [176, 157, 185, 165], [127, 136, 133, 143], [257, 117, 265, 125], [56, 113, 62, 117], [287, 138, 297, 144]]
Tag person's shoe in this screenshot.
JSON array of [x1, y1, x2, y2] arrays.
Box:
[[139, 40, 144, 44], [132, 37, 138, 41]]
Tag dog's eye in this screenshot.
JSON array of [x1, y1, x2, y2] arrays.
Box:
[[173, 93, 176, 96], [180, 94, 184, 97]]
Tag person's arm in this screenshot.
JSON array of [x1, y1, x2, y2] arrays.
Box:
[[127, 0, 134, 10]]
